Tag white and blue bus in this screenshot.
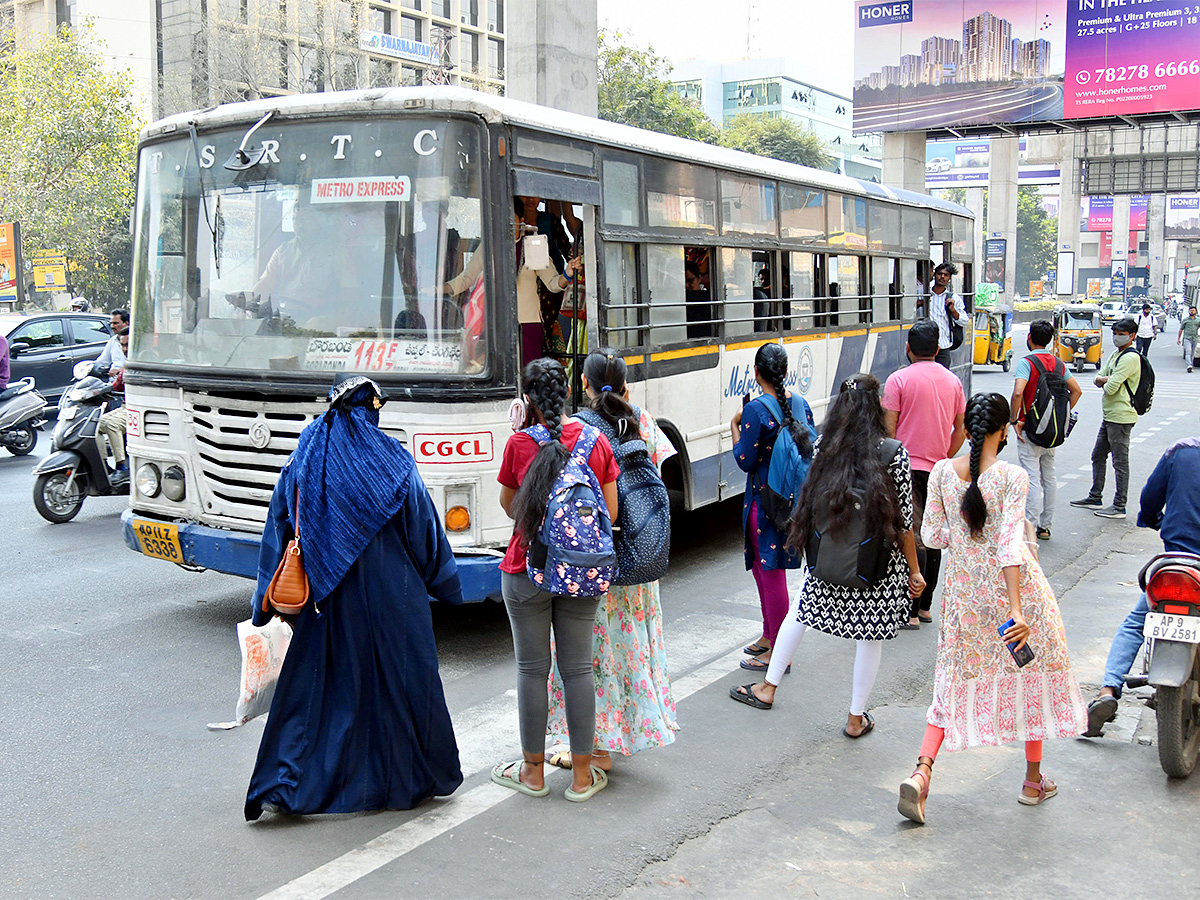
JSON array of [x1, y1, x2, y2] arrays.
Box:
[[118, 87, 975, 601]]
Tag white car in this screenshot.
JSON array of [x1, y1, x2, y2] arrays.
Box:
[[925, 157, 952, 174], [1100, 300, 1124, 324]]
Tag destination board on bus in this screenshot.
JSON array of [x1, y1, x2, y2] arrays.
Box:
[[303, 337, 462, 374]]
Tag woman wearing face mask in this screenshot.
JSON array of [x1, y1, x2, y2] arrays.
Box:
[[897, 392, 1086, 825]]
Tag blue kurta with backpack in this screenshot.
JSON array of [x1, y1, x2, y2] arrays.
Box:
[[733, 391, 816, 571]]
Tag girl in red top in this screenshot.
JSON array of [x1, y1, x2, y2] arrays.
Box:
[[492, 358, 619, 802]]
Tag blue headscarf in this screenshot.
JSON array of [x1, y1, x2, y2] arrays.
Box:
[[283, 376, 414, 603]]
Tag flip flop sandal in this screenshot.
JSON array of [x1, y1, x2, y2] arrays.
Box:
[[900, 622, 921, 631], [729, 683, 773, 710], [491, 760, 550, 798], [1018, 776, 1058, 806], [564, 765, 608, 802], [1083, 696, 1118, 737], [743, 642, 771, 655], [547, 750, 573, 770], [898, 762, 931, 825], [918, 614, 933, 624], [740, 657, 791, 673], [843, 711, 875, 738]]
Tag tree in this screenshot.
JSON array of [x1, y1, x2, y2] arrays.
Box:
[[0, 23, 140, 308], [597, 30, 718, 144], [718, 113, 829, 170], [1015, 185, 1056, 294]]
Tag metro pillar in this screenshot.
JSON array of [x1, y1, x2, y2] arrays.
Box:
[[1112, 193, 1131, 300], [987, 135, 1019, 299], [505, 0, 598, 116], [965, 187, 986, 276], [882, 132, 928, 194], [1057, 140, 1082, 294], [1148, 193, 1166, 300]]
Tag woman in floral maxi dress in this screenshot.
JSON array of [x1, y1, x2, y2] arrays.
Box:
[[898, 392, 1086, 825], [546, 352, 678, 769]]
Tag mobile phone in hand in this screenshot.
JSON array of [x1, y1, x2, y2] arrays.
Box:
[[742, 392, 751, 407], [998, 618, 1035, 668]]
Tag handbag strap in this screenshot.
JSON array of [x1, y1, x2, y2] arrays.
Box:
[[293, 486, 301, 541]]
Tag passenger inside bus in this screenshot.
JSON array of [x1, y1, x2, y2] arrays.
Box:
[[685, 251, 714, 339]]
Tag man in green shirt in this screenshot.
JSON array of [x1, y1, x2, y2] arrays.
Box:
[[1178, 304, 1198, 373], [1070, 317, 1142, 519]]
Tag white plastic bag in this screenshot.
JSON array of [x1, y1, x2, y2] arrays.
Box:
[[207, 617, 293, 730]]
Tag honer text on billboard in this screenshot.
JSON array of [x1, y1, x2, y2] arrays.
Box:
[[854, 1, 1200, 134]]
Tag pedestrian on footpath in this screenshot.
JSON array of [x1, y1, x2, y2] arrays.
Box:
[[882, 320, 966, 629], [1083, 433, 1200, 735], [1070, 317, 1142, 520], [1009, 319, 1082, 540], [1135, 304, 1158, 357], [546, 351, 679, 771], [730, 343, 816, 672], [245, 377, 464, 821], [492, 358, 619, 802], [914, 262, 967, 368], [1178, 304, 1198, 373], [730, 374, 924, 736], [897, 392, 1087, 825]]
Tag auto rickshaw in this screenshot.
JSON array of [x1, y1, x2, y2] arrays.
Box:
[[1054, 304, 1103, 372], [973, 308, 1011, 371]]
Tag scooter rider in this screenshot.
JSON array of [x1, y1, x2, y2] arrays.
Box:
[[97, 330, 130, 479], [0, 330, 9, 390], [1084, 430, 1200, 735]]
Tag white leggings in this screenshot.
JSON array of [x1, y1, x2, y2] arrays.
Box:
[[765, 613, 883, 717]]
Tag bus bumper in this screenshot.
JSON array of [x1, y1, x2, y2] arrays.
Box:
[[120, 510, 503, 602]]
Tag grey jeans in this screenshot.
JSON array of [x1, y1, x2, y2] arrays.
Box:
[[1017, 438, 1056, 529], [501, 571, 600, 756], [1086, 420, 1134, 509]]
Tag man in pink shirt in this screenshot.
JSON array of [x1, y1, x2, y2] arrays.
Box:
[[882, 320, 966, 629]]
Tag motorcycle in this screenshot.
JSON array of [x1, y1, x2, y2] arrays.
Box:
[[31, 363, 127, 523], [0, 377, 47, 456], [1140, 551, 1200, 777]]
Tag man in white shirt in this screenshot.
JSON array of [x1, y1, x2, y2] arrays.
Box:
[[92, 308, 130, 372], [915, 262, 967, 368], [1135, 303, 1157, 356]]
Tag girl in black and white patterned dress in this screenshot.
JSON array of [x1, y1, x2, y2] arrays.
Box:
[[730, 374, 925, 738]]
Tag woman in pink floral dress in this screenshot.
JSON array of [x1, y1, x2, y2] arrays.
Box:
[[898, 392, 1086, 825], [546, 352, 678, 769]]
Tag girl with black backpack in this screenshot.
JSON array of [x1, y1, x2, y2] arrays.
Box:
[[492, 359, 619, 802], [730, 343, 816, 673], [545, 351, 679, 772], [730, 374, 925, 739]]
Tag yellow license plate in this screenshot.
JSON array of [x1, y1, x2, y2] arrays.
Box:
[[133, 519, 184, 563]]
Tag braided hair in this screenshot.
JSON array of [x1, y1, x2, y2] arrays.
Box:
[[755, 343, 813, 458], [510, 358, 572, 543], [788, 373, 903, 551], [961, 391, 1011, 538], [582, 350, 639, 438]]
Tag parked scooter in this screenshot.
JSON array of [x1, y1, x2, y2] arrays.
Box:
[[1140, 551, 1200, 777], [31, 362, 127, 523], [0, 377, 47, 456]]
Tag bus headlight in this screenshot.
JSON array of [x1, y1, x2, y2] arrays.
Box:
[[161, 465, 186, 502], [136, 463, 161, 498], [445, 505, 471, 532]]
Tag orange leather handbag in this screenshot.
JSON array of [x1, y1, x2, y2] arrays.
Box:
[[262, 488, 311, 616]]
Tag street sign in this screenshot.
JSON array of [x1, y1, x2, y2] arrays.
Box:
[[31, 250, 67, 293]]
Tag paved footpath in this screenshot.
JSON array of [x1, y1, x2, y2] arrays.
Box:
[[620, 496, 1200, 900]]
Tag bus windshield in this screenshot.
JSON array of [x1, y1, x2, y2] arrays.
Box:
[[130, 117, 490, 378]]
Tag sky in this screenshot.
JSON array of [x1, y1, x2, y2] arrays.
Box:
[[596, 0, 857, 96]]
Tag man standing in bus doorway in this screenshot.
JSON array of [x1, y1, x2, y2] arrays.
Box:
[[916, 263, 966, 368], [1178, 304, 1198, 372]]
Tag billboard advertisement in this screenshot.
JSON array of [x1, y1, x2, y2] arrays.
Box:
[[0, 223, 19, 295], [854, 1, 1200, 134], [924, 136, 1060, 187], [1081, 194, 1149, 232], [1165, 195, 1200, 240]]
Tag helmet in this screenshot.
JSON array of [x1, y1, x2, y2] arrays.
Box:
[[70, 298, 90, 312]]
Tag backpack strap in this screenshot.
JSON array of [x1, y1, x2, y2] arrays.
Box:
[[572, 422, 603, 462], [522, 423, 553, 445], [573, 407, 618, 443], [758, 393, 785, 424], [880, 437, 903, 464], [1115, 347, 1140, 403]]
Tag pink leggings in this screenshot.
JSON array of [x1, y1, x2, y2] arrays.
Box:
[[748, 502, 790, 645], [919, 724, 1042, 763]]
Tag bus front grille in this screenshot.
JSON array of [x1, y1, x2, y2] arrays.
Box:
[[184, 394, 325, 520]]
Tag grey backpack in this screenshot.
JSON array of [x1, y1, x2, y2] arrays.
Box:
[[805, 439, 903, 589], [574, 407, 671, 586]]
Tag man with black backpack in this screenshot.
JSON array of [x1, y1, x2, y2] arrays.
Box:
[[1010, 320, 1082, 540], [1071, 317, 1151, 520]]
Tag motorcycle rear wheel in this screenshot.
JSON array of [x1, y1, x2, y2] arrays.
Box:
[[1157, 680, 1200, 778], [33, 471, 86, 524], [4, 426, 36, 456]]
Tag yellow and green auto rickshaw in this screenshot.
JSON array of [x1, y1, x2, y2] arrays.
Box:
[[973, 308, 1012, 371], [1054, 304, 1104, 372]]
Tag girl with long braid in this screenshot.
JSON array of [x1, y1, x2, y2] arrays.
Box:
[[897, 392, 1086, 825], [493, 358, 619, 802], [546, 351, 679, 770], [729, 343, 816, 672]]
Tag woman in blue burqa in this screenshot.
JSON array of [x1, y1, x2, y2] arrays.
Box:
[[245, 376, 464, 821]]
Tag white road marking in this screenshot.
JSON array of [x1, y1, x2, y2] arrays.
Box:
[[253, 608, 762, 900], [1061, 473, 1081, 479], [1078, 465, 1092, 471], [1132, 438, 1147, 443]]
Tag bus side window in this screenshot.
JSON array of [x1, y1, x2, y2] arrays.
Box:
[[684, 246, 714, 341]]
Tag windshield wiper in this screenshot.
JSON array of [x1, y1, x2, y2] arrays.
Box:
[[188, 123, 221, 277]]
